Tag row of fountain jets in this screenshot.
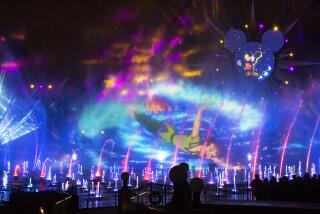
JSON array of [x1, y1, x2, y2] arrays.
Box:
[[1, 160, 318, 194]]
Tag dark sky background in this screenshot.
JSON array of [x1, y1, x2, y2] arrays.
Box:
[[1, 0, 320, 166], [0, 0, 320, 88]]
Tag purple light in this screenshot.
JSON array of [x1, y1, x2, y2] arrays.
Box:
[[289, 66, 295, 72], [169, 37, 182, 47], [259, 23, 264, 29], [151, 41, 164, 55], [39, 84, 44, 89], [0, 61, 19, 71], [285, 38, 289, 43]]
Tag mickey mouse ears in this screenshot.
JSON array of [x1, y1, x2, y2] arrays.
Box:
[[224, 28, 284, 53], [224, 29, 246, 53], [261, 30, 284, 52]]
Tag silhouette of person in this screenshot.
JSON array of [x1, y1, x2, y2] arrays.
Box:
[[251, 174, 263, 200]]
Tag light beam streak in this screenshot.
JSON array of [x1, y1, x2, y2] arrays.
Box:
[[225, 102, 246, 172], [197, 102, 224, 177], [225, 135, 234, 171], [14, 165, 20, 176], [172, 107, 193, 166], [305, 113, 320, 173], [40, 158, 50, 178], [279, 100, 303, 177], [96, 139, 114, 177], [252, 129, 262, 177]]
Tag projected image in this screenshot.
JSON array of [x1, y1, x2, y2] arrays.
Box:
[[224, 29, 284, 80]]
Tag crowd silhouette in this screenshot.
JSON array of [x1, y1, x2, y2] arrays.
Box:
[[251, 173, 320, 202]]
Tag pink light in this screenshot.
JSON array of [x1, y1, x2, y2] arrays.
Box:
[[253, 129, 262, 177], [144, 159, 151, 181], [67, 157, 73, 178], [0, 36, 5, 42], [14, 165, 20, 177], [123, 144, 132, 173], [279, 101, 303, 177], [40, 158, 50, 178], [169, 37, 182, 47], [305, 113, 320, 173], [172, 108, 193, 166], [198, 137, 209, 178], [0, 61, 19, 71], [198, 103, 224, 178], [96, 139, 113, 177], [285, 38, 289, 43]]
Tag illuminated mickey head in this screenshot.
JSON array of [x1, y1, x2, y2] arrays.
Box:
[[224, 29, 284, 80]]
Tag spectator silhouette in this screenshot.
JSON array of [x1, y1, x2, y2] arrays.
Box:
[[251, 174, 263, 200], [179, 162, 192, 204], [167, 165, 191, 211], [190, 177, 204, 208], [119, 172, 132, 213]]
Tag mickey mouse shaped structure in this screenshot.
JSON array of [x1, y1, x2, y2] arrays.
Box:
[[224, 28, 284, 80]]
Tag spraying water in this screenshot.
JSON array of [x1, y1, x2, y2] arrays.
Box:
[[305, 113, 320, 173], [67, 156, 73, 178], [40, 158, 50, 178], [225, 135, 234, 172], [198, 103, 224, 177], [96, 139, 114, 177], [280, 100, 302, 177], [14, 165, 20, 176], [253, 120, 263, 177]]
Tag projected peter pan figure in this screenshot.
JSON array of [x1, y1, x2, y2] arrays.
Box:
[[134, 106, 228, 167]]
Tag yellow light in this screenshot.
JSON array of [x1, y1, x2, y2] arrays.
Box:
[[244, 24, 249, 29], [181, 70, 202, 77], [284, 80, 289, 85], [104, 76, 116, 88], [30, 84, 35, 89], [48, 84, 53, 89], [289, 52, 294, 57], [219, 39, 224, 44], [273, 26, 279, 31]]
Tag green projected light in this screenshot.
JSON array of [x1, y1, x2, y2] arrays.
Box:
[[79, 101, 129, 138]]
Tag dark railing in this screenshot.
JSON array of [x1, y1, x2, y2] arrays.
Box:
[[76, 182, 252, 209], [1, 182, 253, 210]]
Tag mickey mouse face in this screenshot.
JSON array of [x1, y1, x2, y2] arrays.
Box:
[[224, 29, 284, 80]]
